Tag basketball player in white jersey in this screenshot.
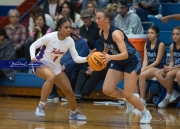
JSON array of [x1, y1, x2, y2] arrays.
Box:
[[30, 18, 91, 120]]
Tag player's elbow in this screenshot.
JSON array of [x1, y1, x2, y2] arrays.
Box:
[[123, 53, 128, 60]]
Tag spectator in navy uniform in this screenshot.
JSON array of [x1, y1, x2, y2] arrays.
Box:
[[155, 26, 180, 108], [137, 26, 166, 107]]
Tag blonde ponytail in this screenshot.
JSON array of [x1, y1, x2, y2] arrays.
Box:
[[97, 3, 121, 23]]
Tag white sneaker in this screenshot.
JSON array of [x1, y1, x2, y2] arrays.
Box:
[[158, 98, 169, 108], [125, 101, 134, 114], [132, 108, 141, 115], [47, 97, 59, 102], [35, 106, 45, 117], [61, 97, 67, 102], [125, 94, 139, 114], [140, 124, 152, 129], [140, 110, 152, 124], [169, 90, 180, 103]]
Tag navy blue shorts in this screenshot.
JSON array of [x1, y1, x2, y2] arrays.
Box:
[[109, 51, 142, 75]]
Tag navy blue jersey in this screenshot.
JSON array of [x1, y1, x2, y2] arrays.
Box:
[[101, 25, 138, 64], [146, 40, 166, 68], [173, 43, 180, 66]]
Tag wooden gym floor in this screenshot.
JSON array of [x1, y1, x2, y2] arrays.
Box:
[[0, 96, 180, 129]]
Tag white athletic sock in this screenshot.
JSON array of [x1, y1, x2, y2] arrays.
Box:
[[140, 98, 146, 103], [71, 109, 78, 114], [141, 108, 146, 114], [39, 101, 46, 107], [133, 93, 140, 98], [165, 94, 171, 100]]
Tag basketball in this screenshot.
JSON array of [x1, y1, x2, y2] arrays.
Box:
[[87, 52, 106, 71]]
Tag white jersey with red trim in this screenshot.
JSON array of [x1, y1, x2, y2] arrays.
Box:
[[30, 31, 87, 75]]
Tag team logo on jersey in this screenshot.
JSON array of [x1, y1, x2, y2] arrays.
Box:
[[51, 48, 64, 54]]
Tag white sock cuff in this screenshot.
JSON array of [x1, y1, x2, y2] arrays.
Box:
[[165, 94, 171, 99], [39, 101, 46, 107], [71, 109, 78, 114], [133, 93, 140, 98]]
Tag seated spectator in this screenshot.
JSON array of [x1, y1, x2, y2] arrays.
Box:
[[80, 10, 100, 50], [155, 26, 180, 108], [57, 0, 79, 12], [82, 0, 110, 10], [159, 14, 180, 23], [0, 27, 17, 81], [58, 1, 83, 27], [86, 1, 98, 22], [132, 0, 159, 22], [25, 13, 53, 62], [60, 23, 89, 82], [114, 0, 144, 34], [48, 22, 89, 101], [28, 6, 55, 33], [4, 9, 26, 58], [54, 13, 66, 27], [137, 26, 166, 106], [43, 0, 58, 21], [73, 38, 110, 101]]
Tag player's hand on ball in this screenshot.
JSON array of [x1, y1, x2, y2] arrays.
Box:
[[86, 48, 96, 60], [101, 52, 111, 64]]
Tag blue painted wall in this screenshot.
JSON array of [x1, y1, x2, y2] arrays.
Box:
[[0, 6, 16, 16]]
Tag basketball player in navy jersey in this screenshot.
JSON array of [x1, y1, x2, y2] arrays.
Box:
[[95, 3, 152, 123], [30, 18, 92, 120]]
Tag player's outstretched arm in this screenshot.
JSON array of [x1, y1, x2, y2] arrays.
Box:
[[69, 42, 88, 63], [159, 14, 180, 23]]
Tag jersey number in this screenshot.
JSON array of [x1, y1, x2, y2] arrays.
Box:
[[53, 56, 58, 62]]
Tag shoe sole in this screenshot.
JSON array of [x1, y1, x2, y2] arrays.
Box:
[[35, 113, 45, 117], [74, 94, 82, 97], [61, 99, 67, 102], [69, 118, 87, 121], [140, 120, 150, 124]]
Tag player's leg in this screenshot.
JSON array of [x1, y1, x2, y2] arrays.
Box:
[[138, 67, 159, 106], [35, 64, 56, 116], [176, 70, 180, 87], [156, 68, 180, 108], [102, 69, 124, 98], [124, 71, 152, 123], [55, 72, 86, 120]]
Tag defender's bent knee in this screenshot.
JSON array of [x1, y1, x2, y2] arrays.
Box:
[[123, 92, 133, 100], [47, 75, 56, 84], [103, 87, 114, 96]]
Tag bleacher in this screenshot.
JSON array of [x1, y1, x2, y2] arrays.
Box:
[[0, 1, 180, 103]]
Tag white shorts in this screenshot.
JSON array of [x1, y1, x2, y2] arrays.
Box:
[[32, 60, 61, 75]]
